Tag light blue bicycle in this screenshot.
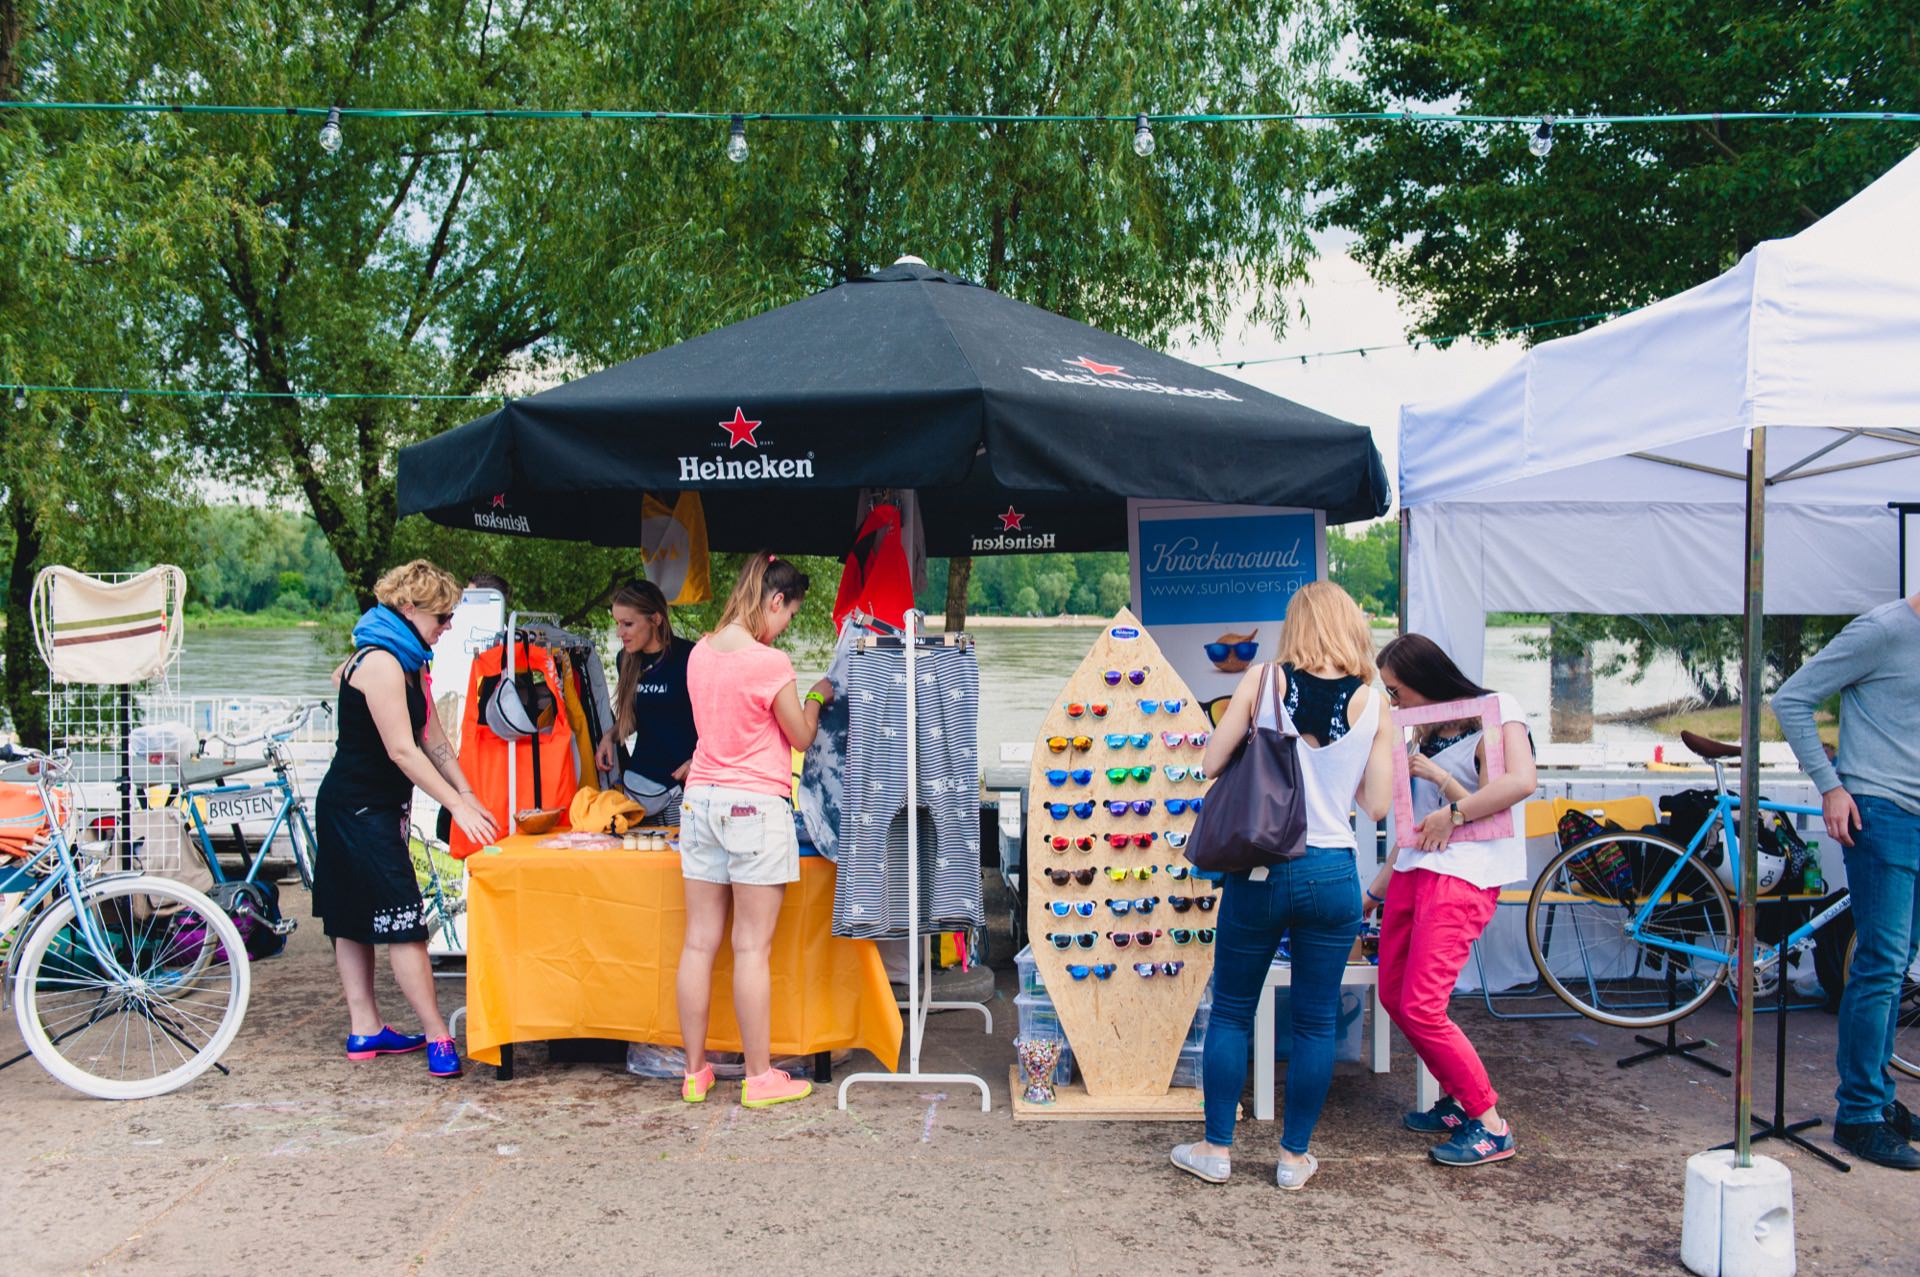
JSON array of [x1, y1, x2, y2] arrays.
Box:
[[2, 747, 250, 1099]]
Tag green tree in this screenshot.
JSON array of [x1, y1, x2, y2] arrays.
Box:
[[1328, 520, 1398, 617], [1315, 2, 1920, 341]]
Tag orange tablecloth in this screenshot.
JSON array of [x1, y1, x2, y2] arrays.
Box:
[[464, 838, 902, 1069]]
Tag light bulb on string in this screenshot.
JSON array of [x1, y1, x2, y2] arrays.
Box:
[[1529, 117, 1554, 158], [409, 396, 421, 411], [315, 393, 329, 410], [11, 389, 24, 411], [319, 106, 344, 154], [119, 393, 132, 413], [726, 115, 748, 163], [1132, 113, 1155, 157], [219, 392, 231, 414]]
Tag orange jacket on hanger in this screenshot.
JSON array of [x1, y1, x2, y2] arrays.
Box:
[[452, 641, 579, 859]]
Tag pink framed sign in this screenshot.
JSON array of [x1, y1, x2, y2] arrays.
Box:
[[1390, 696, 1514, 849]]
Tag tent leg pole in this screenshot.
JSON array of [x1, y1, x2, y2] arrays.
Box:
[[1396, 509, 1410, 637], [1734, 426, 1768, 1169]]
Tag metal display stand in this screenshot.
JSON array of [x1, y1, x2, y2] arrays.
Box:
[[838, 610, 993, 1112]]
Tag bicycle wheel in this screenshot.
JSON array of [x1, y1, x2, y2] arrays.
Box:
[[1842, 932, 1920, 1080], [1527, 833, 1734, 1028], [13, 876, 251, 1100]]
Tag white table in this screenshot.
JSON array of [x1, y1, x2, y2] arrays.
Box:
[[1252, 959, 1437, 1120]]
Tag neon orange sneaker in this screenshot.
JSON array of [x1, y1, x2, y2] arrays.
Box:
[[741, 1067, 812, 1109], [682, 1063, 715, 1103]]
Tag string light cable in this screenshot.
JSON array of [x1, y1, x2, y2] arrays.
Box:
[[1200, 307, 1643, 370]]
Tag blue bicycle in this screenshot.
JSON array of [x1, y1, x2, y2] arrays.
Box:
[[1, 748, 250, 1099], [1525, 731, 1918, 1077]]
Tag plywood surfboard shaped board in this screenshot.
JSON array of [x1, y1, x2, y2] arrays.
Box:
[[1026, 608, 1216, 1097]]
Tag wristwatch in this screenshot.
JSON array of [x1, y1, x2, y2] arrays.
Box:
[[1448, 801, 1465, 827]]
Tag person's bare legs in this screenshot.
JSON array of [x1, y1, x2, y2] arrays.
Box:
[[334, 939, 383, 1037], [677, 879, 732, 1073], [388, 941, 450, 1040], [729, 883, 787, 1077]]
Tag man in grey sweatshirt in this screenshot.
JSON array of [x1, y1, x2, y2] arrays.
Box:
[[1771, 592, 1920, 1170]]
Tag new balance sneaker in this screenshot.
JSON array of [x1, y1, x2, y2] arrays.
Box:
[[1404, 1094, 1469, 1135], [740, 1067, 811, 1109], [1833, 1119, 1920, 1170], [1430, 1118, 1516, 1167], [426, 1037, 463, 1078], [344, 1025, 427, 1060], [682, 1063, 716, 1104]]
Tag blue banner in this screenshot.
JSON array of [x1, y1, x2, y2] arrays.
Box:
[[1135, 512, 1318, 627]]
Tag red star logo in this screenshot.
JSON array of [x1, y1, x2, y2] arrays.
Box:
[[718, 407, 762, 448], [490, 493, 508, 509], [998, 506, 1026, 532], [1064, 355, 1125, 376]]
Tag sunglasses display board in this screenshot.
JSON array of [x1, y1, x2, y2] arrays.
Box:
[[1016, 607, 1218, 1119]]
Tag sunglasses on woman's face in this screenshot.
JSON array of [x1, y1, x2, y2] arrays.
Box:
[[1046, 735, 1094, 754], [1045, 768, 1094, 787], [1106, 765, 1153, 784], [1046, 866, 1098, 886], [1066, 962, 1117, 981], [1045, 931, 1097, 950], [1105, 896, 1159, 916], [1107, 929, 1160, 948], [1104, 831, 1156, 849], [1047, 835, 1095, 853], [1204, 640, 1259, 663], [1045, 801, 1095, 821], [1103, 667, 1151, 687], [1048, 900, 1096, 918], [1106, 798, 1155, 817], [1061, 702, 1109, 719], [1104, 865, 1157, 882], [1169, 927, 1216, 946], [1133, 960, 1186, 978], [1167, 893, 1219, 913]]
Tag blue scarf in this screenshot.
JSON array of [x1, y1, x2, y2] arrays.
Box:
[[352, 604, 433, 673]]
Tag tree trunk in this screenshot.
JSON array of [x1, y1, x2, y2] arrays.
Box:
[[1548, 616, 1594, 743], [4, 499, 48, 747], [943, 557, 972, 633]]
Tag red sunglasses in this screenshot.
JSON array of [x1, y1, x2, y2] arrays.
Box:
[[1049, 835, 1095, 853], [1104, 832, 1158, 849]]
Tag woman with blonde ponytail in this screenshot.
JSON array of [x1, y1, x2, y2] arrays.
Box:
[[676, 554, 834, 1110]]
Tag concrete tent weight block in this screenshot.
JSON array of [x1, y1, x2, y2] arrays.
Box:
[[1681, 1150, 1796, 1277]]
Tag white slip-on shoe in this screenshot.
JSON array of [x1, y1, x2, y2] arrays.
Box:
[[1170, 1143, 1232, 1183], [1274, 1152, 1319, 1191]]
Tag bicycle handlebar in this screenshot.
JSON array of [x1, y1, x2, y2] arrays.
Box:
[[202, 700, 332, 752]]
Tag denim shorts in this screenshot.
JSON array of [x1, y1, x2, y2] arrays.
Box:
[[678, 784, 799, 886]]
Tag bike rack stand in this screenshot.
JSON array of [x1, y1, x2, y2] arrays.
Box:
[[1616, 960, 1731, 1077]]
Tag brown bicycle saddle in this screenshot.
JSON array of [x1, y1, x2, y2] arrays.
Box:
[[1680, 729, 1742, 760]]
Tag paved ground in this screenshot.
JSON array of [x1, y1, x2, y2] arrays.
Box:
[[2, 900, 1915, 1277]]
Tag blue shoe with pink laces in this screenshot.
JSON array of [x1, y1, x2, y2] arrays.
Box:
[[426, 1037, 462, 1078]]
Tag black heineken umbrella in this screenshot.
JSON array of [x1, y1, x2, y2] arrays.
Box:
[[396, 259, 1390, 556]]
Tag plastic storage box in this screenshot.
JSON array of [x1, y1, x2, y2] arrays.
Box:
[[1170, 1042, 1204, 1089], [1014, 990, 1063, 1039], [1013, 944, 1047, 997]]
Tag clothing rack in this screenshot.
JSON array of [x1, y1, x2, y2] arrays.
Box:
[[838, 608, 993, 1112], [502, 611, 560, 836]]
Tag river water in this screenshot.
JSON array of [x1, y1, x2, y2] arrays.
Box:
[[175, 623, 1699, 759]]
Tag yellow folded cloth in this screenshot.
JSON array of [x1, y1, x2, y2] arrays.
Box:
[[568, 785, 646, 835]]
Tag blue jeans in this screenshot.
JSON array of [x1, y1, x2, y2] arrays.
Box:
[[1836, 795, 1920, 1125], [1202, 847, 1362, 1153]]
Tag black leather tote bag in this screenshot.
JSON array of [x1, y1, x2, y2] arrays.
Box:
[[1183, 664, 1309, 873]]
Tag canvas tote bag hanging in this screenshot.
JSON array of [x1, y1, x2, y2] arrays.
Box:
[[1182, 663, 1309, 873], [31, 564, 186, 685]]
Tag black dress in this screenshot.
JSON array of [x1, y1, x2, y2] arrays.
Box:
[[312, 648, 429, 944]]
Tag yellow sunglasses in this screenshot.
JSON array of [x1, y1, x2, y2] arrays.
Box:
[[1047, 735, 1094, 754]]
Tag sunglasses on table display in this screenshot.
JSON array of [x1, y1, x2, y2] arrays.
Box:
[[1107, 929, 1161, 949], [1161, 766, 1197, 783], [1066, 963, 1118, 981], [1105, 799, 1155, 817], [1047, 900, 1097, 918], [1162, 832, 1191, 850], [1103, 865, 1158, 882], [1046, 867, 1099, 886], [1204, 640, 1259, 663], [1046, 735, 1095, 754], [1106, 765, 1154, 784], [1164, 797, 1205, 816], [1046, 931, 1098, 950], [1061, 702, 1109, 719], [1104, 831, 1157, 849], [1105, 896, 1160, 916], [1133, 961, 1186, 979], [1047, 834, 1095, 853], [1169, 927, 1216, 946], [1162, 860, 1193, 876], [1103, 667, 1151, 687], [1167, 894, 1219, 913], [1045, 768, 1095, 787], [1103, 732, 1152, 750]]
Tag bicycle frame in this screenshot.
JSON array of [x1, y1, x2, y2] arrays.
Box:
[[178, 738, 315, 888], [1625, 782, 1836, 970], [1, 772, 145, 989]]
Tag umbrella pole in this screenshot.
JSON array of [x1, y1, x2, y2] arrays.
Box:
[[1734, 426, 1768, 1168]]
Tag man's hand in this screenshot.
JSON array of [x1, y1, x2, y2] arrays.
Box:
[[1823, 786, 1862, 848]]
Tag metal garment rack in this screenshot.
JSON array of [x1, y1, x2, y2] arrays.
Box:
[[501, 611, 560, 836], [838, 609, 993, 1112]]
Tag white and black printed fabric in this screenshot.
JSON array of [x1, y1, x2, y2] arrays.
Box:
[[833, 643, 983, 939]]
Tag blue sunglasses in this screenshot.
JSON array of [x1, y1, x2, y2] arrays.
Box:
[[1105, 895, 1160, 916], [1046, 801, 1096, 821], [1066, 963, 1117, 981], [1103, 732, 1152, 749], [1048, 899, 1097, 917], [1164, 797, 1205, 815], [1045, 768, 1094, 787], [1138, 698, 1187, 715]]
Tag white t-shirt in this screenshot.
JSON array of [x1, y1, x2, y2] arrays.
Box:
[[1394, 691, 1529, 890]]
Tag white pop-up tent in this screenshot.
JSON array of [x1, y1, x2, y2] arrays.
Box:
[[1401, 146, 1920, 680]]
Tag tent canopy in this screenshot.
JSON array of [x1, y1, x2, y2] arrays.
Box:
[[397, 260, 1390, 557], [1399, 148, 1920, 678]]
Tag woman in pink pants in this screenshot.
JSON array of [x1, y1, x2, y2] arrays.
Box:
[[1367, 634, 1537, 1167]]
